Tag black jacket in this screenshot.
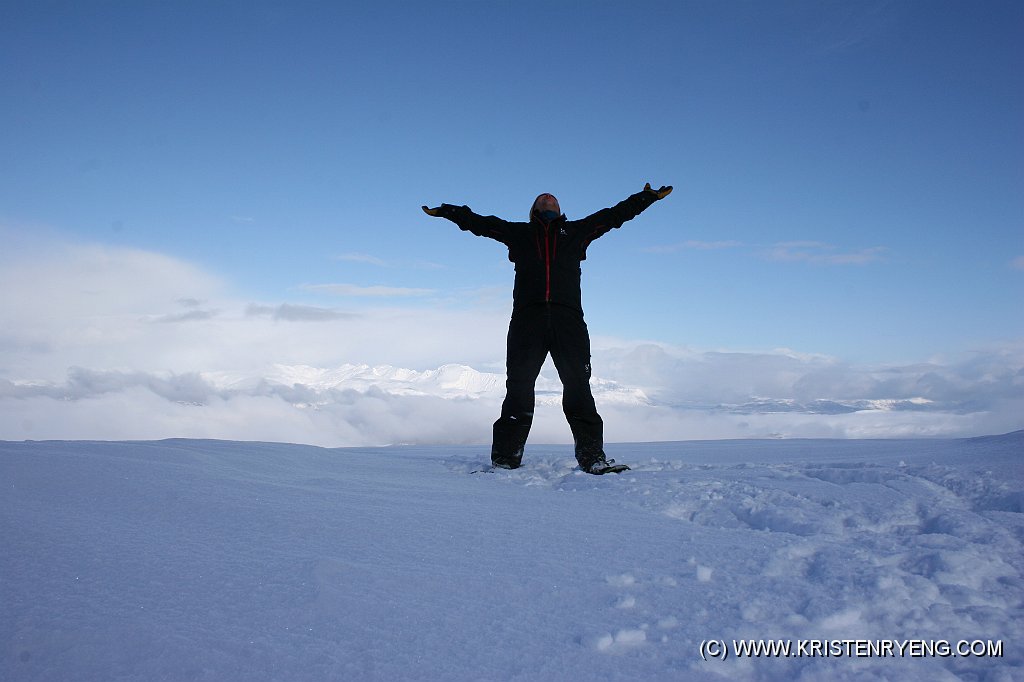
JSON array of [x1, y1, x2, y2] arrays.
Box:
[[440, 189, 658, 311]]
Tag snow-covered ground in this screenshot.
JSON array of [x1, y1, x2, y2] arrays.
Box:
[[2, 433, 1021, 681]]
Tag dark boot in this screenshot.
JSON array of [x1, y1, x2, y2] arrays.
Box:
[[491, 416, 530, 469], [582, 457, 631, 475]]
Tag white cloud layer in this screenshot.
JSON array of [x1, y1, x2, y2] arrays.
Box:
[[302, 283, 435, 297], [765, 241, 887, 265], [640, 239, 888, 265], [1, 237, 1021, 445], [641, 240, 744, 253]]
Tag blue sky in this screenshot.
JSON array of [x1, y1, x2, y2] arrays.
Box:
[[1, 1, 1022, 442]]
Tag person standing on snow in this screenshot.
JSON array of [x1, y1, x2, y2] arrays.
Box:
[[423, 182, 672, 474]]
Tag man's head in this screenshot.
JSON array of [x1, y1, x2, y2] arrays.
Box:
[[531, 193, 561, 221]]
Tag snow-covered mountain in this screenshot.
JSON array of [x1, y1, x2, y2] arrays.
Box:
[[3, 355, 1018, 443], [205, 362, 651, 406], [263, 363, 506, 397], [203, 362, 945, 415]]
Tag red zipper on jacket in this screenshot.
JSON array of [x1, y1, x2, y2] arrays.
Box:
[[544, 224, 552, 301], [532, 216, 565, 301], [533, 218, 554, 302]]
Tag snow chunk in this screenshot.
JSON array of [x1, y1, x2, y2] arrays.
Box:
[[592, 629, 647, 653]]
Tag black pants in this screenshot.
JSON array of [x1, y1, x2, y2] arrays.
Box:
[[491, 303, 605, 468]]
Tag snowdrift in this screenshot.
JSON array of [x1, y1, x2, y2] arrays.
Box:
[[2, 433, 1021, 680]]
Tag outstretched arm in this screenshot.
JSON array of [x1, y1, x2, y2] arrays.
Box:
[[577, 181, 672, 249], [422, 203, 514, 244]]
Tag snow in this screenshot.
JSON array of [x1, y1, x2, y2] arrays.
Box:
[[2, 433, 1021, 681]]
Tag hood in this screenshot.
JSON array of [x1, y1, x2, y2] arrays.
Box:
[[529, 193, 562, 221]]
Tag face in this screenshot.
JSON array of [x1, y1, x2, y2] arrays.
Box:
[[533, 193, 560, 215]]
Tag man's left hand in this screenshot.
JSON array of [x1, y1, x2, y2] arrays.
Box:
[[644, 183, 673, 200]]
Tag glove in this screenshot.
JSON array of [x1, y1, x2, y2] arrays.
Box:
[[423, 204, 467, 220], [644, 182, 673, 200]]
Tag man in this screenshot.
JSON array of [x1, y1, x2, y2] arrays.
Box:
[[423, 182, 672, 474]]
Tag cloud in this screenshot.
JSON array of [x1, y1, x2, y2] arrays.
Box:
[[806, 0, 903, 55], [148, 298, 220, 323], [3, 344, 1021, 445], [3, 367, 216, 404], [334, 252, 389, 267], [0, 241, 223, 318], [0, 365, 505, 445], [332, 253, 447, 270], [0, 235, 509, 382], [599, 343, 1024, 440], [0, 239, 226, 380], [1012, 256, 1024, 271], [638, 239, 886, 266], [765, 241, 887, 265], [595, 342, 1024, 416], [245, 304, 356, 322], [1, 233, 1019, 445], [152, 309, 220, 323], [302, 283, 436, 297], [641, 240, 744, 254]]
